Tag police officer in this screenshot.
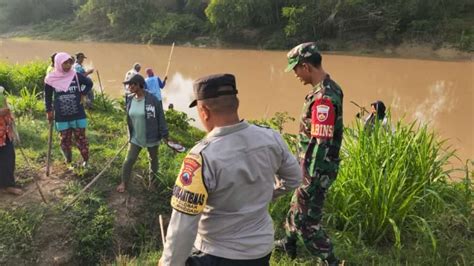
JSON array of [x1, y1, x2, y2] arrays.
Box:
[[159, 73, 302, 266], [275, 42, 344, 265]]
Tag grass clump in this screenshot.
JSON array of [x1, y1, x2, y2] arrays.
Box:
[[63, 182, 115, 265], [325, 120, 472, 265], [0, 206, 44, 263]]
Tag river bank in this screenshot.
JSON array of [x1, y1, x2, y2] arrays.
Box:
[[1, 26, 472, 62]]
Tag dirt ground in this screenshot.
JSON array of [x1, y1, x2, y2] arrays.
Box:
[[0, 162, 163, 265], [0, 163, 74, 265], [0, 162, 71, 207]]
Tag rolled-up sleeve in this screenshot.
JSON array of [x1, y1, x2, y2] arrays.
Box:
[[161, 210, 201, 266]]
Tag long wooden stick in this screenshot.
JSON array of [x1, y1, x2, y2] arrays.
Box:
[[18, 145, 48, 203], [350, 100, 370, 118], [165, 42, 175, 77], [46, 121, 53, 177], [159, 214, 166, 247], [11, 118, 47, 203], [66, 141, 128, 208], [350, 100, 369, 113], [96, 70, 108, 111]]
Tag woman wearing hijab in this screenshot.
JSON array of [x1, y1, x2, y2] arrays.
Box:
[[364, 100, 389, 132], [44, 52, 93, 168]]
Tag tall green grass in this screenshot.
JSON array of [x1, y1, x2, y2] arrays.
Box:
[[325, 119, 472, 263]]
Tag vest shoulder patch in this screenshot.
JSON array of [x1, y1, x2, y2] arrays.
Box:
[[171, 153, 208, 215]]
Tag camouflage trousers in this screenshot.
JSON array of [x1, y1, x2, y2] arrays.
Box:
[[285, 167, 337, 260]]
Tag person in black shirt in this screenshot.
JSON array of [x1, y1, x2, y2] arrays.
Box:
[[44, 52, 93, 168]]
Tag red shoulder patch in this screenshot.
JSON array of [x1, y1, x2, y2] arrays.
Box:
[[311, 98, 335, 139]]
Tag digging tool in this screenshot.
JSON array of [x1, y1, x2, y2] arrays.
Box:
[[165, 42, 175, 78], [65, 141, 128, 208], [350, 100, 368, 112], [46, 120, 53, 176], [159, 214, 166, 247], [17, 145, 48, 203], [96, 70, 108, 111], [350, 100, 369, 118], [12, 120, 47, 203]]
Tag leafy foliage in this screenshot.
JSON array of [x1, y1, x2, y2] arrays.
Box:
[[0, 61, 47, 95], [2, 0, 472, 49], [142, 12, 207, 43], [0, 0, 75, 32], [7, 87, 45, 119], [165, 109, 205, 148]]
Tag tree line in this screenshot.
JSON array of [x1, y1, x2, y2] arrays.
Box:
[[0, 0, 472, 50]]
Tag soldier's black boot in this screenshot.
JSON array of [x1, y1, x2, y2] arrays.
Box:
[[274, 237, 297, 259]]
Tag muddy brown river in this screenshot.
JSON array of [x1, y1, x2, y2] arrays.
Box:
[[1, 39, 472, 167]]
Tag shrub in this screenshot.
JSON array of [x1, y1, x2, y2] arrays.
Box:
[[7, 87, 45, 118], [0, 61, 48, 95], [165, 109, 205, 148]]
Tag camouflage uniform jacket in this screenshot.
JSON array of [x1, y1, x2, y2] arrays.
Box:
[[298, 75, 343, 177]]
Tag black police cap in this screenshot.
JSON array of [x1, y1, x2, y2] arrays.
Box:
[[189, 73, 238, 108]]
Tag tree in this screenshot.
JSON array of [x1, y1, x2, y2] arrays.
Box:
[[205, 0, 285, 39], [0, 0, 74, 28]]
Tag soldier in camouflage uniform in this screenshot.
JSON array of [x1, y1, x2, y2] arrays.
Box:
[[275, 42, 344, 266]]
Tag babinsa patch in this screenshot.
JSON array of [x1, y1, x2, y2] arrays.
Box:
[[171, 153, 208, 215], [311, 98, 335, 139]]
